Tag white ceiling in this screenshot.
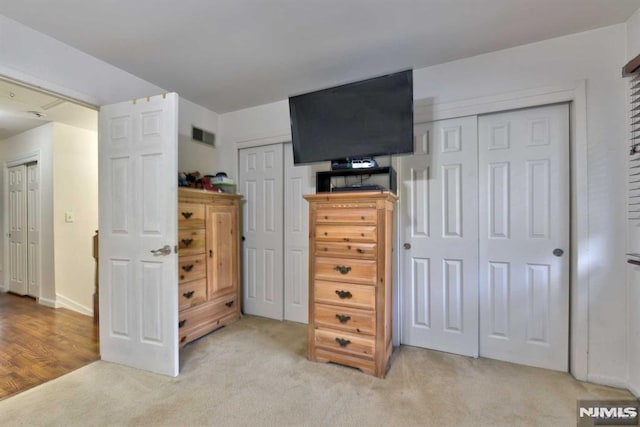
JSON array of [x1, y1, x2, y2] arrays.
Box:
[[0, 80, 97, 140], [0, 0, 639, 113]]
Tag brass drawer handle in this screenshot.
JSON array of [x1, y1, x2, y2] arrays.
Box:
[[335, 290, 352, 299], [178, 320, 186, 328], [356, 248, 365, 254], [335, 337, 351, 347], [335, 265, 351, 275], [181, 212, 193, 219], [182, 264, 194, 272], [336, 314, 351, 324], [181, 239, 193, 246], [225, 300, 234, 308], [183, 291, 194, 299]]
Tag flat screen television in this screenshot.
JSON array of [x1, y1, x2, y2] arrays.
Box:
[[289, 70, 413, 165]]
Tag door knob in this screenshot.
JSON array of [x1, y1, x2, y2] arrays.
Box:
[[403, 243, 411, 250], [553, 248, 564, 257], [150, 245, 172, 256]]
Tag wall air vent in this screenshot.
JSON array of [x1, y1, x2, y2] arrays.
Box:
[[191, 126, 215, 147]]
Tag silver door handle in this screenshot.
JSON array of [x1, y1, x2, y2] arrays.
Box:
[[151, 245, 172, 256], [403, 243, 411, 250]]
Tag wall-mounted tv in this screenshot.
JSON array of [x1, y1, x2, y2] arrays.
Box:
[[289, 70, 413, 165]]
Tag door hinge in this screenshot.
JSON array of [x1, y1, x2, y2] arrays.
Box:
[[174, 245, 178, 254]]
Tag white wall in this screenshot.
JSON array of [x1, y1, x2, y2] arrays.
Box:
[[625, 8, 640, 398], [219, 24, 631, 389], [0, 124, 55, 303], [52, 123, 98, 315], [178, 98, 219, 175]]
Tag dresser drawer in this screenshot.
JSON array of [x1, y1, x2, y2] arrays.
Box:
[[178, 229, 205, 256], [314, 280, 375, 310], [178, 278, 207, 311], [315, 225, 376, 243], [178, 203, 205, 229], [178, 254, 206, 283], [315, 207, 377, 224], [315, 257, 376, 285], [178, 294, 238, 344], [314, 304, 375, 336], [314, 329, 374, 359], [315, 242, 376, 259]]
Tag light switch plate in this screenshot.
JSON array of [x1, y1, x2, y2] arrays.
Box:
[[65, 211, 74, 223]]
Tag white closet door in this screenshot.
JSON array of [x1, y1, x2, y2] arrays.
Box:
[[240, 144, 284, 320], [26, 162, 40, 298], [283, 143, 313, 323], [400, 116, 479, 357], [8, 164, 27, 295], [478, 104, 570, 371]]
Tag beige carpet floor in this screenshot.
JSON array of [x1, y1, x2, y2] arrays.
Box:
[[0, 316, 633, 426]]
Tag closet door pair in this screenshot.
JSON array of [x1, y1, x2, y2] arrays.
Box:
[[400, 104, 570, 371]]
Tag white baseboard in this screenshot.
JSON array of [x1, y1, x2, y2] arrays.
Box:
[[587, 374, 631, 392], [56, 294, 93, 316], [38, 296, 59, 308]]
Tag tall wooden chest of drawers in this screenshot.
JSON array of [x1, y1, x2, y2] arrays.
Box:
[[178, 188, 241, 346], [304, 191, 397, 377]]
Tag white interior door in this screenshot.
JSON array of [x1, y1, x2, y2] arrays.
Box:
[[26, 162, 40, 298], [8, 164, 27, 295], [240, 144, 284, 320], [99, 93, 179, 377], [478, 104, 570, 371], [400, 116, 479, 357]]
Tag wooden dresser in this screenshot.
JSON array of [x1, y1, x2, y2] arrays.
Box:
[[177, 188, 241, 346], [304, 191, 397, 377]]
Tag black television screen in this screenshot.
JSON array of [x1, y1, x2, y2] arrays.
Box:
[[289, 70, 413, 165]]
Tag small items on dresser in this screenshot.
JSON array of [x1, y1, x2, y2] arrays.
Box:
[[304, 191, 398, 378], [177, 188, 242, 346]]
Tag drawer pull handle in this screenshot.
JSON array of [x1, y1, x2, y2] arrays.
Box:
[[183, 291, 195, 299], [335, 337, 351, 347], [335, 290, 352, 299], [336, 314, 351, 324], [356, 248, 365, 254], [181, 238, 193, 246], [178, 320, 186, 328], [181, 212, 193, 219], [335, 265, 351, 274], [324, 215, 329, 219], [182, 264, 194, 272], [225, 300, 234, 308], [361, 216, 365, 220], [180, 336, 186, 343]]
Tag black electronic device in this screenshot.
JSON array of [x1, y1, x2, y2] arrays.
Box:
[[331, 158, 378, 170], [289, 70, 414, 165]]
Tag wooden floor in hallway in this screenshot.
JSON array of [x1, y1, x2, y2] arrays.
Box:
[[0, 292, 99, 400]]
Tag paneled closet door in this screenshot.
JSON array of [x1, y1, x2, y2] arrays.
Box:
[[399, 116, 480, 357], [478, 104, 570, 371], [283, 143, 313, 323], [26, 162, 40, 298], [240, 144, 285, 320], [8, 164, 28, 295]]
